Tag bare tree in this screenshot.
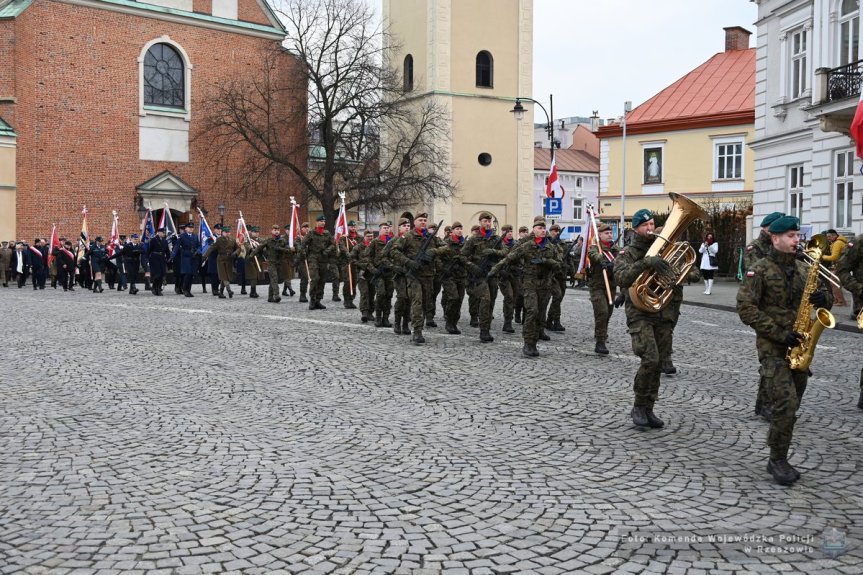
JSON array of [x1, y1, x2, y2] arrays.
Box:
[[199, 0, 456, 228]]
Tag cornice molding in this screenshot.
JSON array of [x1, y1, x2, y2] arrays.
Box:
[[595, 111, 755, 139]]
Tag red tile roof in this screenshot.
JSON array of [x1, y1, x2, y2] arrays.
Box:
[[598, 48, 755, 137], [534, 148, 599, 173]]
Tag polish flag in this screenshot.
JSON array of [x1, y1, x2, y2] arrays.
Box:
[[333, 202, 348, 244], [545, 154, 564, 199], [852, 90, 863, 160], [288, 199, 300, 249]]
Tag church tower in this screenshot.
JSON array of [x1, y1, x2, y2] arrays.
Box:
[[382, 0, 534, 229]]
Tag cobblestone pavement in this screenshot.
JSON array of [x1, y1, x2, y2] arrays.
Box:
[[1, 284, 861, 575]]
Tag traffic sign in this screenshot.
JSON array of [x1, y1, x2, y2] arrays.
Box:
[[544, 197, 562, 217]]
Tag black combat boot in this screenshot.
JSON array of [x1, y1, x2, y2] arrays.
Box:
[[381, 314, 392, 328], [227, 285, 234, 298], [514, 308, 522, 324], [345, 299, 357, 309], [479, 330, 494, 343], [469, 316, 479, 328], [412, 329, 425, 345], [374, 310, 383, 327], [522, 343, 539, 358], [401, 316, 410, 335], [299, 293, 308, 303], [595, 341, 609, 355], [502, 320, 515, 333], [282, 285, 288, 296], [551, 320, 565, 332], [129, 286, 138, 295], [661, 359, 677, 374], [630, 407, 649, 427], [645, 409, 665, 428], [250, 286, 259, 298], [426, 318, 437, 328], [144, 278, 151, 291], [538, 330, 550, 341], [288, 284, 296, 297], [767, 459, 797, 486], [332, 292, 341, 302], [184, 288, 193, 298], [218, 285, 226, 299], [361, 311, 370, 323], [309, 299, 317, 310], [858, 389, 863, 410], [393, 313, 402, 335], [240, 283, 247, 295]]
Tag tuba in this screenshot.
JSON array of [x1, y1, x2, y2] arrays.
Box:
[[787, 235, 836, 371], [628, 192, 707, 312]]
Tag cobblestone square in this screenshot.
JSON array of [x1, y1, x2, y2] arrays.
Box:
[[1, 285, 861, 574]]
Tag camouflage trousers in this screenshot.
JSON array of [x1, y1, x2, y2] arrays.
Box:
[[659, 299, 682, 361], [589, 288, 614, 342], [627, 318, 674, 409], [341, 263, 357, 304], [308, 259, 327, 303], [296, 260, 309, 296], [761, 355, 808, 460], [442, 278, 466, 325], [407, 275, 434, 330], [467, 277, 497, 330], [374, 275, 394, 316], [546, 274, 566, 323], [521, 277, 551, 345], [393, 274, 410, 322], [357, 274, 374, 316], [498, 274, 517, 322]]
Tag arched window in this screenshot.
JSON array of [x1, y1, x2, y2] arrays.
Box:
[[144, 43, 185, 108], [476, 51, 493, 88], [403, 54, 414, 92]]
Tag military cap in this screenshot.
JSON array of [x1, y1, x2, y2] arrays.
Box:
[[119, 235, 127, 240], [415, 212, 429, 219], [478, 211, 493, 221], [271, 224, 281, 229], [301, 222, 310, 228], [283, 223, 291, 229], [533, 215, 545, 224], [183, 222, 194, 229], [631, 208, 653, 228], [130, 233, 139, 239], [398, 217, 411, 226], [213, 223, 222, 230], [470, 224, 481, 232], [549, 223, 561, 231], [768, 215, 800, 234], [518, 225, 529, 233], [315, 214, 326, 222], [378, 220, 390, 228], [248, 226, 259, 232], [825, 228, 838, 235], [95, 236, 104, 242], [363, 229, 374, 235], [597, 223, 611, 233], [501, 224, 513, 233], [759, 211, 784, 228], [221, 225, 231, 232], [451, 221, 463, 229], [348, 220, 356, 226], [532, 219, 546, 228], [427, 222, 438, 229]]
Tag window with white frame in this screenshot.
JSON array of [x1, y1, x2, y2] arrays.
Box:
[[838, 0, 860, 67], [572, 198, 583, 221], [789, 27, 808, 99], [835, 150, 854, 228], [788, 164, 803, 221], [715, 138, 743, 180]]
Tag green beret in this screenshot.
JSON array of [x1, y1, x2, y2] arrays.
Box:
[[597, 223, 611, 233], [760, 211, 784, 228], [549, 224, 561, 231], [221, 225, 231, 232], [631, 209, 653, 229], [348, 220, 356, 226], [479, 211, 493, 221], [532, 219, 546, 228], [768, 215, 800, 234], [315, 215, 326, 222]]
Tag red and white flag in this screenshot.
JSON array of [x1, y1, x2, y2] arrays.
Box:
[[851, 90, 863, 161], [107, 211, 120, 257], [80, 205, 89, 246], [545, 153, 564, 199], [47, 224, 60, 266], [289, 198, 300, 249], [334, 201, 348, 244], [236, 212, 249, 246], [576, 210, 596, 274]]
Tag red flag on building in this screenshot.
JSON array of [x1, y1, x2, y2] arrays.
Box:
[[545, 153, 564, 199], [851, 90, 863, 160]]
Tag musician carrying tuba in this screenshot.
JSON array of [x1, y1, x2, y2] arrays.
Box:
[[736, 215, 834, 486]]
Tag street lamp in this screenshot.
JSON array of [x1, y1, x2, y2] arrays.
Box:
[[136, 201, 146, 222], [510, 94, 556, 148], [218, 201, 226, 226], [620, 100, 631, 247]]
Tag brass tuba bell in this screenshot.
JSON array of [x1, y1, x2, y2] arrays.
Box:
[[628, 192, 707, 312]]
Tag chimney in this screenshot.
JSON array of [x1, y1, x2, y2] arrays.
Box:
[[724, 26, 751, 51]]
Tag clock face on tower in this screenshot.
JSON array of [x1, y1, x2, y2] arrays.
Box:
[[144, 43, 185, 109]]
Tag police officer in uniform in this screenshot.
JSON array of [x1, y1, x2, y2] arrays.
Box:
[[587, 223, 619, 355], [737, 215, 833, 485], [172, 222, 200, 298], [147, 227, 171, 296]]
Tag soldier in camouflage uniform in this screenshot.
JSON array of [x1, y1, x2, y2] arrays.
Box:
[[337, 220, 361, 309], [301, 215, 336, 310], [439, 221, 468, 334], [614, 208, 680, 429], [513, 226, 529, 323], [251, 225, 289, 303], [389, 218, 412, 333], [367, 221, 394, 328], [490, 218, 557, 357], [744, 212, 784, 419], [545, 223, 567, 332], [243, 226, 265, 299], [496, 225, 518, 333], [466, 224, 482, 326], [296, 222, 310, 302], [835, 232, 863, 409], [586, 223, 619, 355], [280, 224, 297, 298], [353, 229, 376, 322], [462, 212, 503, 343], [202, 225, 239, 298], [390, 212, 442, 344], [737, 215, 833, 485]]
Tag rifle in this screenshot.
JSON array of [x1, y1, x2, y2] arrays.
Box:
[[406, 220, 444, 280], [468, 233, 504, 286]]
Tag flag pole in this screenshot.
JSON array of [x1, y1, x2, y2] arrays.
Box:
[[588, 203, 613, 305]]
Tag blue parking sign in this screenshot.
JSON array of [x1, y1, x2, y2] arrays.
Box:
[[544, 197, 562, 217]]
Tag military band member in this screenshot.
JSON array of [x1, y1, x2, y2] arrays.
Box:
[[203, 225, 239, 298], [462, 212, 502, 343], [390, 212, 440, 344], [614, 209, 678, 428], [490, 218, 556, 357], [545, 223, 567, 332], [835, 232, 863, 409], [147, 227, 170, 296], [737, 215, 833, 485], [587, 223, 619, 355], [302, 215, 336, 310]]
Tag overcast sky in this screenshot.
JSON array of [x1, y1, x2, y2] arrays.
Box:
[[533, 0, 758, 121]]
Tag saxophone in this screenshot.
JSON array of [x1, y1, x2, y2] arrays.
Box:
[[787, 235, 836, 371]]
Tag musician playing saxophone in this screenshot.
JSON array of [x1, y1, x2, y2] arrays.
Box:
[[614, 209, 679, 429], [736, 216, 833, 486]]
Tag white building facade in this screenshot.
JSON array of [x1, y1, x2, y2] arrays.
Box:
[[751, 0, 862, 237]]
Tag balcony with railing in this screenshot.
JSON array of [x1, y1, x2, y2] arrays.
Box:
[[809, 60, 863, 135]]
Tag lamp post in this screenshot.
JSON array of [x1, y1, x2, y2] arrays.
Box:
[[510, 94, 556, 148], [218, 201, 226, 226], [620, 101, 631, 246]]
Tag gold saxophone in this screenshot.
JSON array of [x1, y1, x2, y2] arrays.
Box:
[[787, 235, 836, 371]]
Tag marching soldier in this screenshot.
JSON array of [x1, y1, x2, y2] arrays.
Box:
[[440, 221, 468, 334], [390, 212, 440, 344], [489, 218, 557, 357], [203, 225, 239, 298], [296, 222, 311, 303], [390, 217, 411, 333], [497, 225, 518, 334], [301, 215, 336, 310], [587, 223, 619, 355], [614, 209, 678, 428], [514, 225, 529, 323], [737, 215, 833, 485], [337, 220, 361, 309], [147, 227, 170, 296], [243, 226, 265, 299], [367, 221, 395, 328], [462, 212, 502, 343], [280, 224, 297, 298], [467, 224, 482, 327], [545, 223, 567, 332], [353, 229, 376, 322], [835, 232, 863, 409], [252, 225, 289, 303]]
